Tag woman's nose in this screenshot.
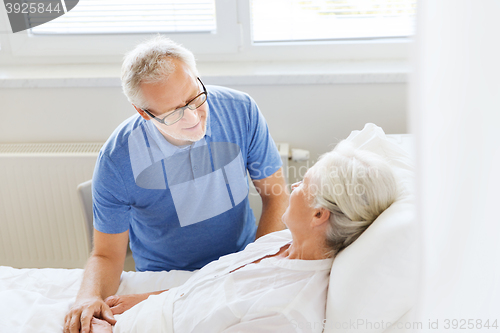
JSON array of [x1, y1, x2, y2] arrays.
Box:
[[291, 181, 302, 192]]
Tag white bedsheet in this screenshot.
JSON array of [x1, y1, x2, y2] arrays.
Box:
[[0, 266, 195, 332], [0, 229, 331, 333]]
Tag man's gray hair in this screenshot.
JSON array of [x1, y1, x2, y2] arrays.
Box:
[[121, 35, 199, 110], [308, 141, 398, 257]]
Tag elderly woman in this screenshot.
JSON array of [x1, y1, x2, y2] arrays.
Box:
[[90, 140, 397, 333]]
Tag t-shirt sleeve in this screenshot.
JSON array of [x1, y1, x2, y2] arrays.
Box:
[[92, 151, 131, 234], [245, 96, 283, 180]]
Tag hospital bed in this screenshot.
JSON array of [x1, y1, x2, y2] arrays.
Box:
[[0, 123, 418, 332]]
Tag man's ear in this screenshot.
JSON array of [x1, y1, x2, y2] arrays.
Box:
[[133, 105, 151, 121], [312, 208, 330, 227]]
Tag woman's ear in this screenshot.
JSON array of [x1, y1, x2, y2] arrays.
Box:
[[133, 105, 151, 120], [312, 208, 330, 227]]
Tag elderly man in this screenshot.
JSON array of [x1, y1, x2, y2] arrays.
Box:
[[64, 36, 288, 333]]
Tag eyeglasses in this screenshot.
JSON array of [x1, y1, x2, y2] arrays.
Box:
[[143, 77, 207, 126]]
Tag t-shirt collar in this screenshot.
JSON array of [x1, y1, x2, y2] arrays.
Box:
[[144, 108, 212, 159]]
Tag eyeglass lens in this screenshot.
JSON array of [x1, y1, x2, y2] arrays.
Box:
[[163, 93, 207, 125]]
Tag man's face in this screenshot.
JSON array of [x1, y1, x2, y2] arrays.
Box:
[[139, 59, 208, 146]]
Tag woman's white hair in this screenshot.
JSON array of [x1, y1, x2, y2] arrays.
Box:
[[121, 35, 199, 110], [308, 140, 398, 257]]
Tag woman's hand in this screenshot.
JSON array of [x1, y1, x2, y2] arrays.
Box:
[[90, 317, 112, 333], [104, 293, 150, 315]]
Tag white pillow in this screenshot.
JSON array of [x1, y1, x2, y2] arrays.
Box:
[[324, 123, 418, 333]]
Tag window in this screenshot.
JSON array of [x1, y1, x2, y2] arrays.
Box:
[[3, 0, 239, 59], [0, 0, 414, 64], [31, 0, 216, 34], [251, 0, 416, 42]]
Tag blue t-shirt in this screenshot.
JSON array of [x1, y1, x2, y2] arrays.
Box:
[[92, 85, 282, 272]]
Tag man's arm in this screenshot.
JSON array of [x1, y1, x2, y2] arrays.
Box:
[[252, 168, 289, 239], [64, 229, 129, 333]]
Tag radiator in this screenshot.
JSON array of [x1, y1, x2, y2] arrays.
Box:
[[0, 143, 102, 269]]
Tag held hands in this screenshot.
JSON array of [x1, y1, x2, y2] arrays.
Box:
[[64, 297, 116, 333], [64, 292, 162, 332], [104, 293, 151, 315], [90, 318, 112, 333]]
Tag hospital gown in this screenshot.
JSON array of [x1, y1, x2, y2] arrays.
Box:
[[114, 229, 333, 333]]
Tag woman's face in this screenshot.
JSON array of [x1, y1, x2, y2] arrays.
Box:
[[282, 171, 317, 232]]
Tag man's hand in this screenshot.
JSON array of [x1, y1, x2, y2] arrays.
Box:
[[64, 297, 116, 333], [64, 230, 128, 332], [104, 293, 150, 315]]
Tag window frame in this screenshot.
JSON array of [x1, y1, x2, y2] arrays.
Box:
[[2, 0, 240, 59], [0, 0, 412, 65], [231, 0, 411, 62]]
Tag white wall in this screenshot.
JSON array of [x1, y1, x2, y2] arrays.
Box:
[[412, 0, 500, 328], [0, 82, 407, 182]]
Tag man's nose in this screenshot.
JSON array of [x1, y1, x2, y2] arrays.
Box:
[[183, 107, 199, 122]]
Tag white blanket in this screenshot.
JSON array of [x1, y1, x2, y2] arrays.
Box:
[[0, 266, 194, 332], [0, 230, 331, 333], [113, 288, 178, 333]]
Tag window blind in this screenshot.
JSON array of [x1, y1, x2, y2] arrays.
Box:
[[251, 0, 417, 42], [30, 0, 216, 35]]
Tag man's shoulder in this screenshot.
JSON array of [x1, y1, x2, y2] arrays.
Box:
[[100, 114, 145, 159], [206, 85, 257, 127], [206, 85, 253, 106]]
